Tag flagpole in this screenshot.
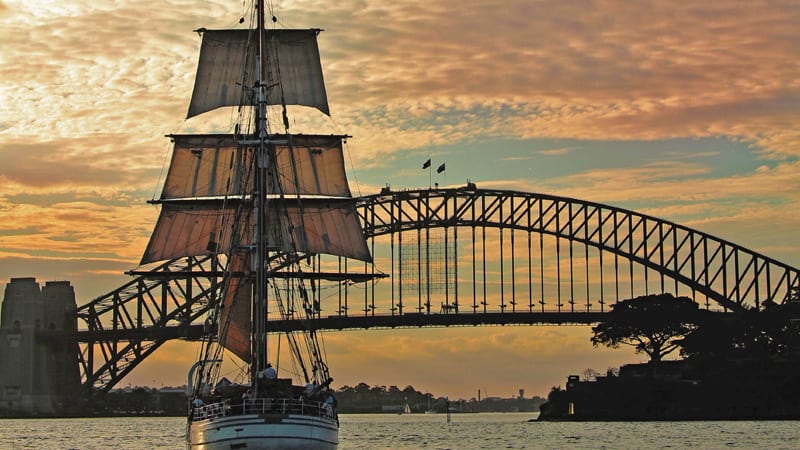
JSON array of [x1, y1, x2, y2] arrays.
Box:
[[422, 157, 432, 189]]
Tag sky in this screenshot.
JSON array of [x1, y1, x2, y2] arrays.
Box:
[[1, 0, 799, 400]]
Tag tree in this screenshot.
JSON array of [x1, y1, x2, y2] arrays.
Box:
[[591, 293, 700, 362], [679, 311, 756, 360], [680, 289, 800, 362]]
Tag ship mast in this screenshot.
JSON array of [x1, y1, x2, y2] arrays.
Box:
[[252, 0, 268, 390]]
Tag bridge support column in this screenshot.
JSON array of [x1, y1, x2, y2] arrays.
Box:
[[0, 278, 81, 416]]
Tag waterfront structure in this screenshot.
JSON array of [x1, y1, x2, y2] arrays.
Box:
[[0, 278, 80, 416], [540, 359, 800, 420]]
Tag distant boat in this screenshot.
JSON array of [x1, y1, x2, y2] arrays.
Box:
[[404, 403, 412, 414]]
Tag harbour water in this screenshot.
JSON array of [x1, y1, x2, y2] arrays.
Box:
[[0, 413, 798, 449]]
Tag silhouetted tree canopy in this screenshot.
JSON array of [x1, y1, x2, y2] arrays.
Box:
[[681, 291, 800, 360], [591, 293, 700, 362]]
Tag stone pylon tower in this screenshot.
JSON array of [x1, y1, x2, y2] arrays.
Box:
[[0, 278, 81, 416]]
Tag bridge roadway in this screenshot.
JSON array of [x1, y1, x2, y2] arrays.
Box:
[[75, 311, 607, 342], [269, 311, 608, 331]]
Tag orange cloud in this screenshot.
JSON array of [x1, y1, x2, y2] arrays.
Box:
[[1, 0, 798, 399]]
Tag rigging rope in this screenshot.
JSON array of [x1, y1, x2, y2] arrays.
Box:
[[191, 0, 368, 395]]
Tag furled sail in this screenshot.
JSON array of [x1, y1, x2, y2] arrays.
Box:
[[162, 134, 351, 199], [141, 199, 370, 264], [218, 251, 252, 363], [187, 29, 330, 118]]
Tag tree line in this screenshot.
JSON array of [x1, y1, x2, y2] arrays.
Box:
[[590, 288, 800, 363], [539, 288, 800, 420]]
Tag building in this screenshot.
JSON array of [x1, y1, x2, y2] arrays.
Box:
[[0, 278, 81, 416]]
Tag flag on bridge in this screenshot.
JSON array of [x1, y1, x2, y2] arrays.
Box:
[[422, 158, 431, 169], [437, 163, 446, 173]]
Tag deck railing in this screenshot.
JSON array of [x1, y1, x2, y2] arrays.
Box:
[[191, 397, 335, 421]]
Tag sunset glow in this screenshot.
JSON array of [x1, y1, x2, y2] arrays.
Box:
[[1, 0, 798, 399]]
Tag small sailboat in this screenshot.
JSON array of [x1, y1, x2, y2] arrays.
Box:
[[136, 1, 375, 448]]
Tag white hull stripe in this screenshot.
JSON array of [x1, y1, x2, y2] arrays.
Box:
[[190, 434, 338, 447]]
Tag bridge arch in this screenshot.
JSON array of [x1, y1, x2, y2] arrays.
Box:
[[357, 187, 799, 312], [74, 187, 799, 392]]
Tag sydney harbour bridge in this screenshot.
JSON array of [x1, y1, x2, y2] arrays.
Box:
[[75, 186, 800, 394]]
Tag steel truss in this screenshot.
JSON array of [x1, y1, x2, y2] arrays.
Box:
[[75, 187, 799, 392], [76, 255, 221, 393], [358, 187, 799, 313]]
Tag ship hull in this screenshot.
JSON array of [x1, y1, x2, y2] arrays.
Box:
[[188, 412, 338, 449]]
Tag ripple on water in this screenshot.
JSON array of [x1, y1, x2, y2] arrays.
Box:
[[1, 414, 799, 449]]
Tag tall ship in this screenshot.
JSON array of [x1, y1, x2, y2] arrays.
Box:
[[139, 1, 374, 448]]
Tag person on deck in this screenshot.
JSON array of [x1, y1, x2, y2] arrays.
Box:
[[192, 397, 205, 418], [324, 392, 335, 412], [256, 363, 278, 395], [263, 363, 277, 379]]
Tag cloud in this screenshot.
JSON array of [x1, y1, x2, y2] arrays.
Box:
[[0, 138, 161, 190], [0, 194, 157, 262], [4, 0, 798, 164], [536, 147, 574, 157], [1, 0, 798, 398], [0, 255, 137, 300], [553, 160, 800, 206]]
